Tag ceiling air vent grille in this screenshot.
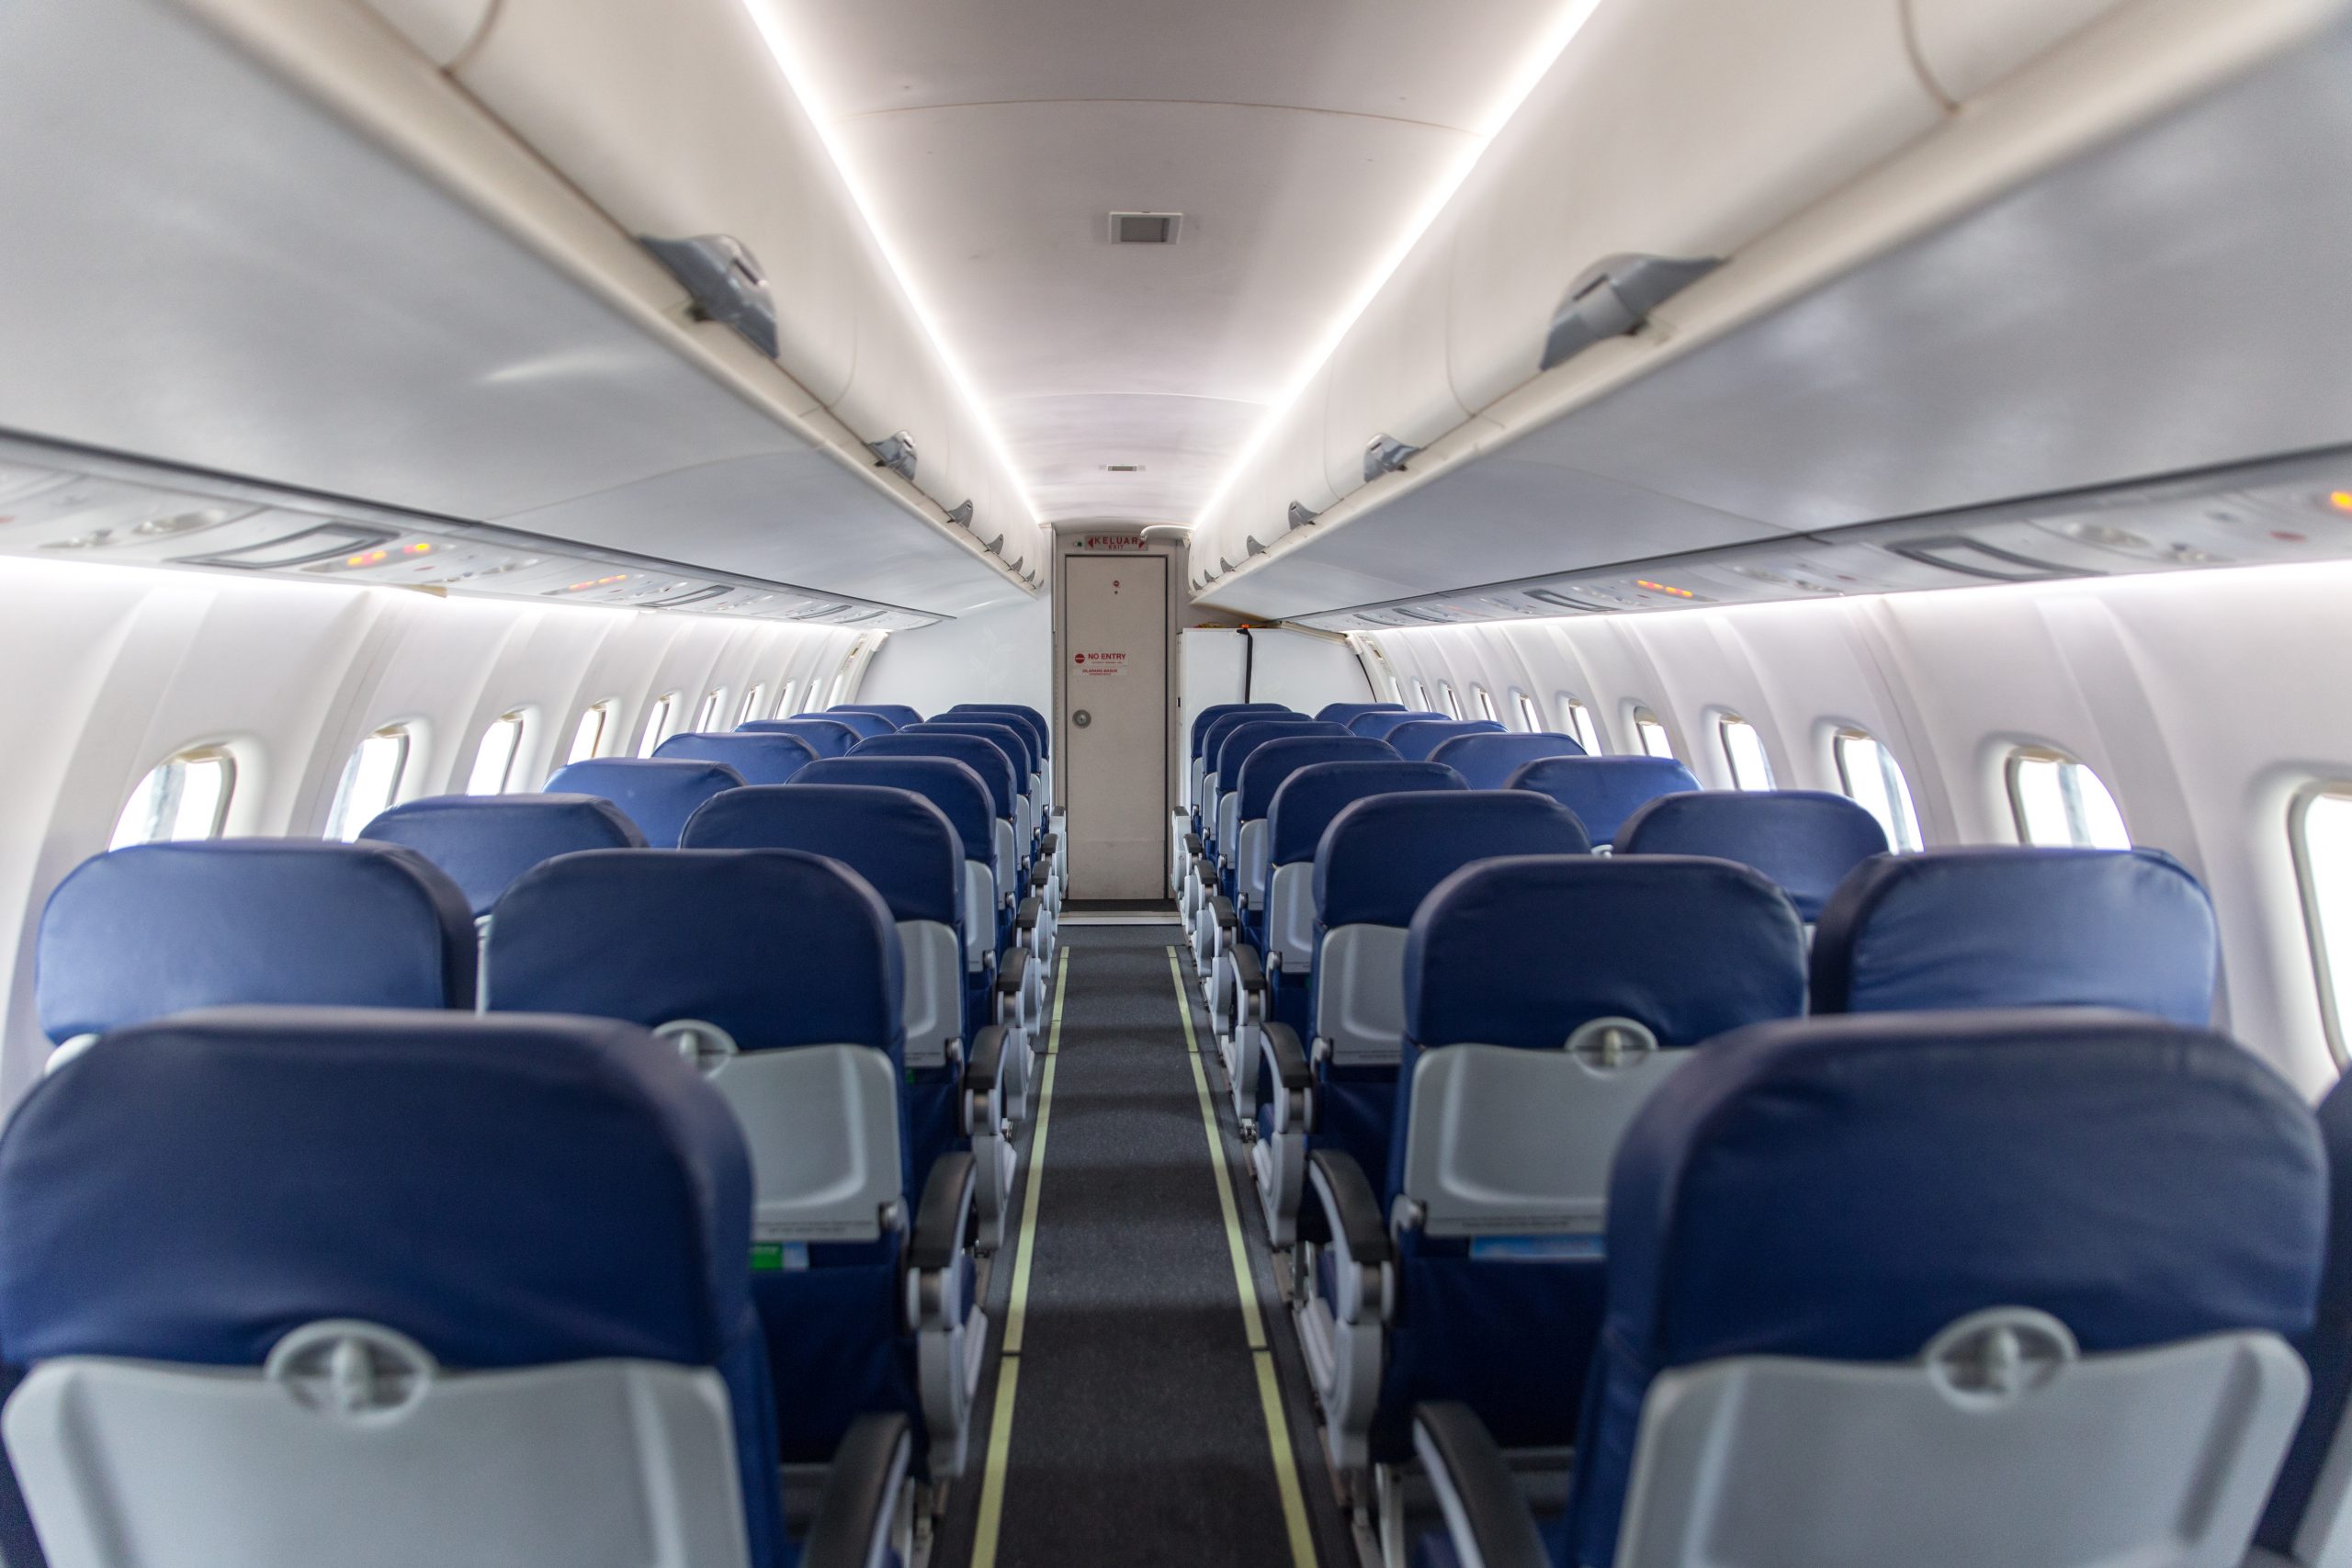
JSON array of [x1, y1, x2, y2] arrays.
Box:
[[1110, 212, 1182, 244]]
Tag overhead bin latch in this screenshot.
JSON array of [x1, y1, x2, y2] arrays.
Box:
[[1539, 253, 1721, 371], [639, 233, 780, 359], [944, 500, 975, 529], [1286, 501, 1320, 532], [867, 431, 920, 482], [1363, 434, 1422, 484], [1246, 535, 1269, 557]]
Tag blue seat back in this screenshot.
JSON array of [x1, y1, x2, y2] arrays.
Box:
[[1215, 721, 1349, 800], [948, 705, 1049, 759], [543, 758, 744, 849], [0, 1005, 782, 1566], [813, 710, 896, 739], [1316, 792, 1591, 929], [834, 704, 922, 729], [1617, 790, 1889, 920], [910, 721, 1034, 786], [1192, 703, 1289, 759], [1428, 731, 1587, 789], [36, 840, 475, 1043], [1236, 737, 1397, 823], [1565, 1009, 2328, 1568], [359, 794, 644, 919], [1199, 709, 1299, 773], [1268, 761, 1466, 868], [2260, 1076, 2352, 1553], [1316, 702, 1407, 725], [740, 718, 861, 759], [485, 848, 902, 1060], [655, 729, 820, 785], [1810, 847, 2219, 1024], [1386, 719, 1506, 762], [1506, 754, 1701, 846], [850, 734, 1015, 822], [1405, 855, 1806, 1051], [682, 784, 961, 932], [1349, 710, 1445, 740], [797, 757, 994, 865]]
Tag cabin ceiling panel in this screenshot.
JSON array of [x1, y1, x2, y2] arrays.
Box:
[[995, 393, 1261, 524]]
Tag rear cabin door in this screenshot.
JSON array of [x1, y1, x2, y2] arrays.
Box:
[[1057, 549, 1170, 899]]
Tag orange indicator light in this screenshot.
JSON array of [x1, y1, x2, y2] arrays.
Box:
[[1635, 579, 1696, 599], [2328, 491, 2352, 513], [344, 549, 390, 568]]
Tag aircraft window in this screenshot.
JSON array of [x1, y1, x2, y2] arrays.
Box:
[[1632, 706, 1676, 761], [110, 748, 235, 849], [1472, 687, 1498, 723], [1834, 729, 1923, 852], [466, 711, 527, 795], [1717, 715, 1775, 791], [636, 694, 678, 758], [2295, 786, 2352, 1066], [1437, 683, 1462, 719], [2007, 749, 2131, 848], [1514, 692, 1541, 732], [738, 685, 766, 726], [567, 702, 612, 765], [776, 680, 797, 719], [694, 689, 724, 733], [1410, 679, 1429, 709], [1559, 697, 1600, 754], [328, 727, 411, 840]]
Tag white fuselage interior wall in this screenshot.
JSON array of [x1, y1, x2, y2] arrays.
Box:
[[0, 559, 862, 1105], [1360, 560, 2352, 1096], [858, 593, 1054, 723]]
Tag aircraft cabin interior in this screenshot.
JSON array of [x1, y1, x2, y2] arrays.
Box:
[[3, 1, 2352, 1565]]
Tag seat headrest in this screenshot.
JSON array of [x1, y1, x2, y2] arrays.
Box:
[[910, 720, 1035, 781], [1810, 847, 2218, 1024], [1348, 710, 1446, 739], [1505, 754, 1700, 846], [1385, 719, 1506, 762], [1406, 855, 1804, 1049], [737, 718, 859, 758], [541, 758, 744, 849], [1316, 791, 1590, 928], [486, 849, 902, 1055], [1316, 703, 1407, 725], [811, 710, 896, 739], [37, 840, 476, 1043], [948, 705, 1049, 757], [1568, 1009, 2326, 1568], [1199, 707, 1298, 769], [1618, 790, 1889, 920], [654, 729, 820, 785], [1427, 731, 1588, 789], [1236, 737, 1398, 820], [1216, 722, 1350, 797], [834, 704, 922, 729], [1269, 761, 1466, 867], [0, 1006, 752, 1371], [1192, 703, 1289, 756], [359, 794, 645, 919], [682, 784, 960, 930], [850, 734, 1015, 819], [796, 756, 994, 862]]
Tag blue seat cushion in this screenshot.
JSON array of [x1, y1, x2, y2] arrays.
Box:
[[657, 729, 820, 784], [1316, 792, 1590, 929], [544, 758, 745, 849], [797, 757, 995, 866], [1349, 710, 1446, 740], [1268, 761, 1465, 868], [1236, 737, 1398, 823], [852, 734, 1016, 824], [1193, 704, 1292, 760], [834, 704, 923, 729], [1385, 720, 1505, 763], [1502, 755, 1699, 847], [1214, 721, 1347, 795], [682, 784, 962, 931], [360, 793, 645, 918], [1616, 790, 1888, 921], [741, 718, 863, 759], [813, 710, 897, 739], [1426, 732, 1586, 789]]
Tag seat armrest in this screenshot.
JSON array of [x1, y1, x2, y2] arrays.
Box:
[[994, 947, 1027, 1000], [1412, 1403, 1551, 1568], [1029, 863, 1052, 892], [963, 1026, 1006, 1137], [1184, 830, 1203, 857], [1016, 897, 1041, 934], [1262, 1021, 1311, 1093], [800, 1412, 913, 1568], [1210, 896, 1239, 934], [909, 1150, 978, 1276], [1039, 831, 1059, 856], [1308, 1150, 1390, 1269], [1230, 943, 1266, 998]]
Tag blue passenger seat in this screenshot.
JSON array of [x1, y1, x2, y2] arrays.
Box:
[[35, 840, 474, 1056], [1504, 754, 1700, 848], [835, 703, 923, 729], [483, 848, 982, 1478], [1299, 853, 1805, 1479], [656, 728, 821, 784], [1317, 702, 1407, 725], [0, 1007, 923, 1568], [359, 793, 644, 920], [1385, 719, 1505, 762], [814, 709, 899, 739], [1348, 710, 1446, 741], [1416, 1010, 2323, 1568], [1616, 789, 1888, 921], [742, 717, 863, 759], [1426, 731, 1586, 788], [1810, 846, 2219, 1023], [543, 757, 744, 849]]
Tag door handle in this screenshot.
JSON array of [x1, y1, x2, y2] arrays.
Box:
[[1072, 710, 1092, 728]]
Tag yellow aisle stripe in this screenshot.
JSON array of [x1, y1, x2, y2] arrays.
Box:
[[1166, 947, 1317, 1568], [968, 946, 1069, 1568]]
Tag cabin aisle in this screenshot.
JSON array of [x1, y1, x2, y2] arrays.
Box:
[[937, 923, 1349, 1567]]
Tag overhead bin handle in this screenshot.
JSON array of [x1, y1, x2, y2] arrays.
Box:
[[866, 431, 920, 482], [1363, 434, 1423, 484], [1286, 501, 1320, 531], [639, 233, 780, 359], [1539, 253, 1721, 371]]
